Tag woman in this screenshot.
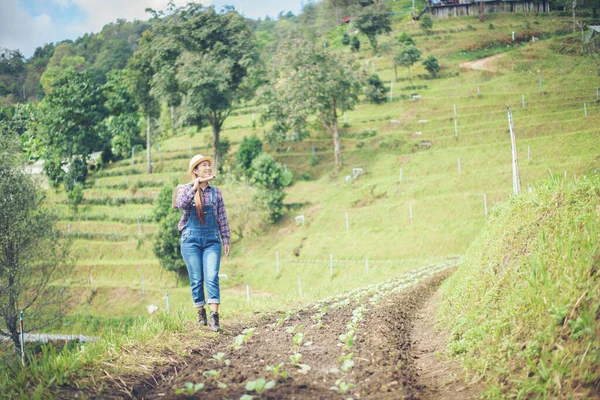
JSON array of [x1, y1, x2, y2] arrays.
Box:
[[176, 154, 230, 332]]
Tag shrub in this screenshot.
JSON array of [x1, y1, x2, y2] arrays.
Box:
[[351, 36, 360, 52], [422, 55, 441, 78], [342, 32, 350, 46], [236, 135, 263, 178], [364, 74, 388, 104], [420, 15, 433, 34]]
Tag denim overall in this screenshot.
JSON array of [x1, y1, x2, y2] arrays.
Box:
[[180, 188, 222, 307]]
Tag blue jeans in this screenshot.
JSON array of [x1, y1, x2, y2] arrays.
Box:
[[181, 228, 222, 307]]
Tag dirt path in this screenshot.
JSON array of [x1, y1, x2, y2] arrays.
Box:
[[460, 54, 503, 72], [75, 264, 482, 399]]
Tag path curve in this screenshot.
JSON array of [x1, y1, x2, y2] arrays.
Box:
[[460, 53, 504, 72]]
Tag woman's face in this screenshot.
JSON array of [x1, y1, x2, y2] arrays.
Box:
[[194, 161, 212, 178]]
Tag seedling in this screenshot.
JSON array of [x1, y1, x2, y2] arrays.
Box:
[[330, 379, 355, 395], [212, 352, 231, 366], [174, 382, 204, 396], [341, 359, 355, 373], [338, 330, 355, 350], [203, 369, 220, 379], [229, 328, 256, 350], [289, 353, 311, 371], [286, 324, 303, 334], [293, 332, 304, 349], [244, 378, 276, 397], [266, 363, 290, 381], [338, 352, 354, 363]]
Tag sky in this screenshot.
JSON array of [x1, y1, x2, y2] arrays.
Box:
[[0, 0, 305, 57]]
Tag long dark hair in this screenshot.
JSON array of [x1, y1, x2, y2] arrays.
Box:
[[191, 170, 205, 225]]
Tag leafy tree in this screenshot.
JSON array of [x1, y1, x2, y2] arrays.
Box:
[[342, 32, 351, 46], [398, 32, 416, 46], [352, 4, 392, 53], [251, 153, 292, 223], [261, 39, 364, 170], [236, 135, 263, 177], [37, 69, 107, 187], [103, 70, 142, 157], [149, 4, 258, 171], [153, 185, 187, 274], [365, 74, 388, 104], [420, 15, 434, 35], [0, 134, 72, 352], [126, 31, 160, 174], [395, 44, 422, 80], [422, 55, 441, 77], [351, 36, 361, 52]]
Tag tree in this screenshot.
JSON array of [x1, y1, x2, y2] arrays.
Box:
[[152, 185, 187, 274], [236, 135, 263, 177], [127, 31, 160, 174], [352, 4, 392, 53], [261, 39, 364, 170], [395, 44, 422, 80], [149, 4, 258, 171], [251, 153, 292, 223], [422, 55, 440, 78], [398, 32, 416, 46], [365, 74, 388, 104], [351, 36, 361, 52], [37, 69, 107, 187], [420, 15, 433, 35], [0, 134, 72, 352], [103, 70, 142, 157], [342, 32, 351, 46]]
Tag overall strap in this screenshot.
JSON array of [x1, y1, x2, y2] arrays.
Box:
[[211, 187, 215, 205]]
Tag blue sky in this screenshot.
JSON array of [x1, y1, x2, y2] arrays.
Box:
[[0, 0, 305, 57]]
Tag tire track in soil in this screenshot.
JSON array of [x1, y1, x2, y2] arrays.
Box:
[[103, 266, 477, 399]]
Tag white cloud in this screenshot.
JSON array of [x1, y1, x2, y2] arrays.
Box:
[[0, 0, 57, 55], [0, 0, 212, 57], [71, 0, 212, 33]]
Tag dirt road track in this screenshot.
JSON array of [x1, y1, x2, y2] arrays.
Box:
[[62, 267, 482, 399]]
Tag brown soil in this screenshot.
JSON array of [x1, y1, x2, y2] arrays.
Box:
[[61, 269, 483, 399], [460, 54, 503, 72]]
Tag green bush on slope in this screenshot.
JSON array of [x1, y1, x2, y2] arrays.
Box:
[[439, 175, 600, 398]]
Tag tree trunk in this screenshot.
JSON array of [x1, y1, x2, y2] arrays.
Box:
[[170, 105, 175, 135], [332, 105, 341, 170], [146, 113, 152, 174], [212, 124, 220, 172], [573, 0, 577, 32], [394, 63, 398, 81]]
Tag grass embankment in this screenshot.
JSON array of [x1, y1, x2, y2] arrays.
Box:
[[439, 176, 600, 398]]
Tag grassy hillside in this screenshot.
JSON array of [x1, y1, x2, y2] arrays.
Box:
[[439, 176, 600, 398], [39, 11, 599, 335]]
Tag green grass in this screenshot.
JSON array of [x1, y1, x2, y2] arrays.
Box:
[[438, 175, 600, 398]]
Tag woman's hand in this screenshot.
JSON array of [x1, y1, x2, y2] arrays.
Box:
[[192, 175, 216, 190], [224, 245, 230, 257]]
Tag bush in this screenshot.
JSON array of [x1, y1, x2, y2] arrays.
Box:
[[342, 32, 351, 46], [236, 135, 263, 178], [398, 32, 416, 45], [466, 24, 476, 31], [251, 153, 292, 191], [420, 15, 433, 34], [252, 189, 286, 224], [153, 210, 187, 273], [422, 55, 440, 78], [67, 183, 84, 213], [488, 23, 495, 30], [351, 36, 360, 52], [364, 74, 388, 104]]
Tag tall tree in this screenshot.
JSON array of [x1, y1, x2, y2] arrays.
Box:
[[353, 4, 392, 53], [395, 44, 422, 80], [261, 39, 364, 170], [103, 70, 143, 157], [149, 4, 257, 170], [37, 69, 107, 187], [127, 31, 159, 173], [0, 134, 72, 352]]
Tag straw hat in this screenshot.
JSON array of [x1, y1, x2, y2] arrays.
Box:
[[189, 154, 213, 174]]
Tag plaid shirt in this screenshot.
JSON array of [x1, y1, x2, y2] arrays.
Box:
[[176, 184, 231, 246]]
